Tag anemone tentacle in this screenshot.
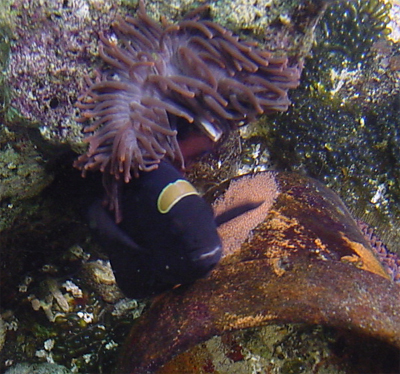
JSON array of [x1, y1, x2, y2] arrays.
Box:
[[74, 0, 301, 221]]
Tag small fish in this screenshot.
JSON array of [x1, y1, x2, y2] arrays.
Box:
[[89, 161, 222, 298]]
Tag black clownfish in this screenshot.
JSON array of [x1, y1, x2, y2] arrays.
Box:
[[88, 161, 222, 299]]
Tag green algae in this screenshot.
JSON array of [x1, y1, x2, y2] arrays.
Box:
[[0, 125, 53, 232], [314, 0, 392, 69], [248, 0, 400, 251], [0, 127, 52, 201]]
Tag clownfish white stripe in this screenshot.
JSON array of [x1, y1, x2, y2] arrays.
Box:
[[157, 179, 199, 214], [198, 245, 222, 261]]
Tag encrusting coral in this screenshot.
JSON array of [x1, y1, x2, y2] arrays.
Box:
[[74, 0, 301, 221]]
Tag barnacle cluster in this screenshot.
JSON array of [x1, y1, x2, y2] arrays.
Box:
[[0, 127, 53, 211], [185, 324, 370, 373], [4, 362, 72, 374], [0, 244, 146, 373], [0, 0, 122, 235], [5, 0, 116, 147]]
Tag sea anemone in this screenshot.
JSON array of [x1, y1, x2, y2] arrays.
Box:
[[74, 0, 301, 220]]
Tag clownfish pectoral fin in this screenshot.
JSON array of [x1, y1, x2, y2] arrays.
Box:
[[215, 201, 263, 227], [88, 200, 146, 254]]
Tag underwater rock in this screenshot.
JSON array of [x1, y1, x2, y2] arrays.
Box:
[[0, 314, 5, 353], [4, 362, 72, 374], [117, 171, 400, 374], [80, 260, 124, 303], [256, 0, 400, 253], [2, 0, 399, 372]]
